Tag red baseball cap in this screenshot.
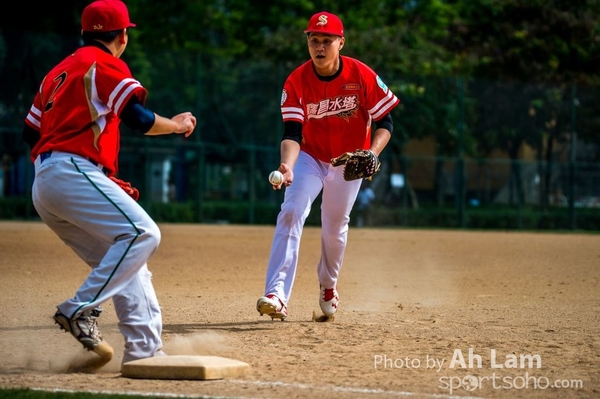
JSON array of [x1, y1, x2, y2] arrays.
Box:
[[304, 11, 344, 37], [81, 0, 136, 33]]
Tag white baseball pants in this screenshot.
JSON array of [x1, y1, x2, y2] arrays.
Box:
[[32, 151, 163, 363], [264, 150, 362, 304]]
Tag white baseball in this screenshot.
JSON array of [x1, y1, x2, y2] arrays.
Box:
[[269, 170, 284, 185]]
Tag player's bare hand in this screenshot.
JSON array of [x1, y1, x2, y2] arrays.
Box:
[[277, 163, 294, 189], [172, 112, 197, 137]]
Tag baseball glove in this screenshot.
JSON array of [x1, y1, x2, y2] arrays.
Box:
[[330, 149, 381, 181], [109, 176, 140, 201]]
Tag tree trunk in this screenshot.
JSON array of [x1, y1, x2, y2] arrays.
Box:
[[508, 142, 524, 206], [543, 134, 554, 210], [434, 158, 444, 206], [537, 136, 546, 211]]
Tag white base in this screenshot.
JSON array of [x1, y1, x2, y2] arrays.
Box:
[[121, 355, 250, 380]]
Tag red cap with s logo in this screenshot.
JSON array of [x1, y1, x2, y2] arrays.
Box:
[[304, 12, 344, 37]]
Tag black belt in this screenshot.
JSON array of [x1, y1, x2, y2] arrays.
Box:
[[40, 151, 52, 163], [39, 150, 108, 174]]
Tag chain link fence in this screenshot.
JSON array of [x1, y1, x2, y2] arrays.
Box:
[[1, 47, 598, 230]]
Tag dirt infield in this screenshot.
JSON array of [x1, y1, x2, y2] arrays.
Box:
[[0, 221, 598, 399]]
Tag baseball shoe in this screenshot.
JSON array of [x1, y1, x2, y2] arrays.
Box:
[[257, 294, 288, 321], [319, 286, 339, 316], [53, 308, 105, 352]]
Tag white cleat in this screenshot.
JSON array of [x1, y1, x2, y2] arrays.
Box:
[[257, 294, 288, 321], [319, 286, 339, 317]]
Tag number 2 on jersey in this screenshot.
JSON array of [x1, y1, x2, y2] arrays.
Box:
[[44, 72, 67, 112]]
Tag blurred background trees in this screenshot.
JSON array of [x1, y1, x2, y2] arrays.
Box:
[[1, 0, 599, 220]]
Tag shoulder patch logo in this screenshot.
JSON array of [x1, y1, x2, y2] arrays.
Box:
[[376, 76, 388, 92], [281, 89, 288, 106]]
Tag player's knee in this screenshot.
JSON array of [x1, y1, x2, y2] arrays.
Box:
[[145, 223, 162, 248], [135, 222, 161, 252], [278, 205, 307, 228], [321, 215, 350, 234]]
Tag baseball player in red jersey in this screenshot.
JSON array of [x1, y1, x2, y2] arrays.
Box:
[[23, 0, 196, 364], [257, 11, 400, 320]]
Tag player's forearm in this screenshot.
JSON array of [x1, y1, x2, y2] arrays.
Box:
[[145, 112, 196, 137], [280, 139, 300, 170], [120, 99, 195, 137], [144, 114, 182, 136], [370, 129, 391, 156]]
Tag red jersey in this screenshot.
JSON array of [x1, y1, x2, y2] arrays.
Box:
[[25, 44, 147, 176], [281, 55, 400, 162]]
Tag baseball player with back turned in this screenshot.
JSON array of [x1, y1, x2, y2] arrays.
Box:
[[257, 11, 400, 320], [22, 0, 196, 364]]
